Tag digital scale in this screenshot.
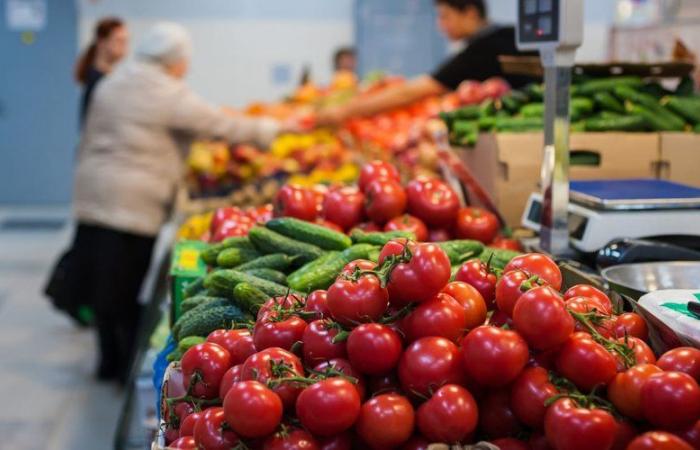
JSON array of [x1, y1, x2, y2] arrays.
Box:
[[522, 179, 700, 253]]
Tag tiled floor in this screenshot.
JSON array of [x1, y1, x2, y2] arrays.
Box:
[[0, 208, 123, 450]]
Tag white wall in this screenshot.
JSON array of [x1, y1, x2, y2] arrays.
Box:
[[486, 0, 617, 62], [77, 0, 353, 108]]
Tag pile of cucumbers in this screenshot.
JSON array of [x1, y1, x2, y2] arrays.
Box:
[[173, 217, 520, 343], [442, 75, 700, 146]]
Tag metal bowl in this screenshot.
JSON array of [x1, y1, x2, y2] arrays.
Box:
[[601, 261, 700, 300]]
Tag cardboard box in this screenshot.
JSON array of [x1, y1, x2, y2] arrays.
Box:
[[169, 240, 209, 324], [457, 132, 661, 226], [659, 132, 700, 187]]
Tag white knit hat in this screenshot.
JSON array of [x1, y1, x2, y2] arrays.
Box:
[[137, 22, 192, 65]]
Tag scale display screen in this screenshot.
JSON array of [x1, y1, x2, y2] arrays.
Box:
[[518, 0, 560, 43]]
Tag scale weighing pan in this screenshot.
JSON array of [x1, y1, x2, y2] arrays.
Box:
[[601, 261, 700, 300], [570, 179, 700, 211]]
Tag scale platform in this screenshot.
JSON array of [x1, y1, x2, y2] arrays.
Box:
[[522, 179, 700, 252]]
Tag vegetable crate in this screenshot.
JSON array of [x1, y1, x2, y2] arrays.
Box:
[[456, 132, 661, 226], [658, 132, 700, 187]]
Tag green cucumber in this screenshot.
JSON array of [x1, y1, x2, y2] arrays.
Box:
[[175, 305, 250, 341], [204, 269, 294, 298], [662, 96, 700, 125], [200, 237, 254, 265], [287, 244, 378, 293], [626, 103, 684, 132], [248, 226, 324, 264], [173, 297, 233, 339], [183, 276, 206, 299], [520, 103, 544, 118], [180, 295, 230, 314], [236, 253, 296, 272], [616, 86, 686, 130], [478, 248, 521, 270], [350, 229, 415, 246], [438, 240, 485, 265], [583, 115, 648, 132], [524, 83, 544, 102], [452, 104, 481, 120], [265, 217, 352, 251], [341, 243, 377, 261], [233, 282, 270, 314], [578, 76, 643, 95], [242, 268, 288, 286], [216, 247, 260, 268], [450, 120, 479, 147], [495, 116, 543, 132], [593, 92, 625, 114], [167, 335, 206, 361]]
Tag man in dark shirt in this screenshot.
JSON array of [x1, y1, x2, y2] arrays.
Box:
[[317, 0, 534, 124]]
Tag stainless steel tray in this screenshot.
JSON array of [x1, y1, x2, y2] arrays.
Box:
[[602, 261, 700, 299]]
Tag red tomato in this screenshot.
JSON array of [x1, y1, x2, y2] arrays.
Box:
[[416, 384, 478, 443], [356, 394, 415, 449], [253, 308, 307, 352], [616, 336, 656, 369], [428, 228, 453, 242], [315, 218, 344, 233], [179, 412, 204, 438], [170, 436, 197, 449], [490, 438, 530, 450], [193, 407, 239, 450], [544, 398, 616, 450], [303, 290, 331, 321], [358, 160, 400, 192], [240, 347, 304, 411], [675, 420, 700, 449], [563, 284, 613, 314], [398, 337, 464, 397], [455, 259, 497, 308], [264, 428, 320, 450], [367, 372, 400, 396], [167, 401, 194, 428], [340, 259, 376, 277], [401, 293, 468, 343], [302, 319, 347, 365], [257, 294, 306, 322], [510, 366, 559, 429], [355, 221, 381, 232], [317, 433, 353, 450], [206, 329, 256, 366], [274, 185, 317, 221], [513, 286, 574, 351], [405, 178, 460, 228], [479, 390, 523, 439], [209, 207, 240, 236], [364, 179, 407, 224], [555, 334, 617, 392], [607, 363, 663, 421], [296, 378, 361, 436], [658, 347, 700, 382], [218, 364, 243, 399], [490, 238, 523, 251], [378, 241, 451, 306], [347, 323, 402, 375], [504, 253, 562, 291], [612, 419, 638, 450], [312, 358, 366, 400], [211, 220, 249, 242], [496, 269, 547, 317], [613, 312, 649, 341], [326, 273, 389, 326], [384, 214, 429, 241], [441, 281, 487, 330], [641, 371, 700, 429], [223, 380, 282, 438], [180, 343, 231, 399], [455, 207, 500, 244], [322, 187, 365, 231], [164, 427, 179, 446], [626, 432, 693, 450], [565, 295, 612, 316], [461, 326, 529, 387]]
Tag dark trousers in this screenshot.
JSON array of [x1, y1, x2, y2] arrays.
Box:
[[70, 223, 155, 381]]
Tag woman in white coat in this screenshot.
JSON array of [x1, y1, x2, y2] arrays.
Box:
[[71, 22, 284, 382]]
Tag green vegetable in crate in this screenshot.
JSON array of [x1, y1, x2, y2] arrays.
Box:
[[571, 97, 594, 116], [479, 99, 497, 117], [450, 120, 479, 146], [242, 268, 288, 285], [578, 76, 644, 95], [570, 122, 586, 133], [626, 103, 684, 132], [675, 76, 695, 97], [183, 276, 206, 299], [173, 297, 233, 339], [478, 247, 521, 270], [593, 92, 625, 114], [180, 295, 231, 314], [520, 103, 545, 118], [524, 83, 544, 102], [451, 104, 481, 120], [265, 217, 352, 251], [583, 115, 647, 132], [477, 115, 498, 131], [438, 240, 485, 265], [695, 124, 700, 134], [662, 96, 700, 125], [175, 305, 250, 341], [287, 244, 376, 292], [495, 116, 543, 132], [616, 86, 686, 130], [236, 253, 296, 272], [216, 247, 260, 268], [204, 269, 293, 298], [640, 82, 672, 99], [233, 282, 269, 314], [248, 226, 324, 264], [350, 229, 415, 246], [200, 237, 254, 265]]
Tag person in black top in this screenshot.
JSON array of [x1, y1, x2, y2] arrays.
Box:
[[317, 0, 536, 124], [74, 17, 128, 125]]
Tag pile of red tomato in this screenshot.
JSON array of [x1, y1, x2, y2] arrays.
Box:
[[207, 204, 274, 242], [163, 240, 700, 450], [273, 160, 517, 248]]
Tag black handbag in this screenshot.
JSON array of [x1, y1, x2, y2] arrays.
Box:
[[44, 248, 93, 327]]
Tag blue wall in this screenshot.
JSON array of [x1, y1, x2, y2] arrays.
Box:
[[0, 0, 79, 205]]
